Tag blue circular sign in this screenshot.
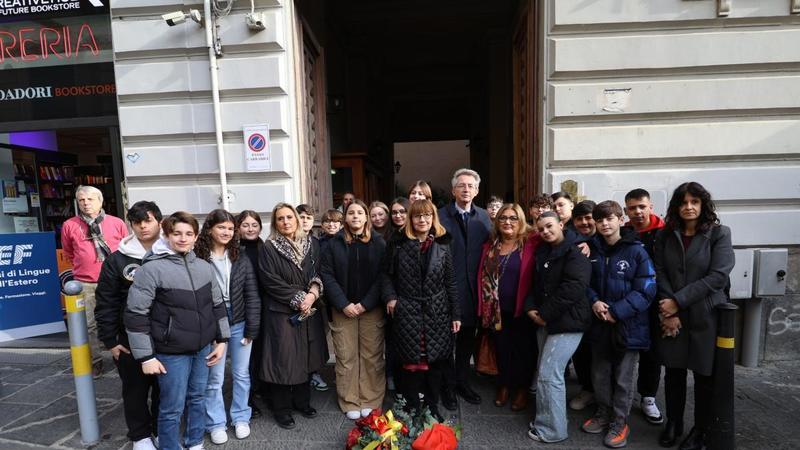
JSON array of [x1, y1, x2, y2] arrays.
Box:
[[248, 133, 266, 152]]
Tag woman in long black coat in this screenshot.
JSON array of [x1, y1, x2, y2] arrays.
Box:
[[383, 199, 461, 422], [257, 203, 326, 430], [654, 182, 734, 449]]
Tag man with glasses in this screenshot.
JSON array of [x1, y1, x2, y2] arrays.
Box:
[[437, 168, 492, 409]]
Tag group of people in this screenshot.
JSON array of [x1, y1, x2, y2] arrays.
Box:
[[65, 168, 733, 450]]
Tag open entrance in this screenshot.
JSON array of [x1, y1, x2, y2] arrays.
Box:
[[0, 127, 124, 248], [293, 0, 541, 210]]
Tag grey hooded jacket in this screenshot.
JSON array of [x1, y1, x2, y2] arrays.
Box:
[[125, 237, 230, 362]]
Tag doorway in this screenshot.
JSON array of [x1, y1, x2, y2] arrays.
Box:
[[394, 140, 470, 207], [293, 0, 538, 208]]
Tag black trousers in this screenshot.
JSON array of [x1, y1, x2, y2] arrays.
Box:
[[270, 381, 311, 416], [664, 368, 713, 430], [445, 325, 478, 389], [115, 350, 160, 441], [637, 347, 662, 397], [572, 335, 594, 392], [400, 360, 446, 412], [495, 312, 538, 389]]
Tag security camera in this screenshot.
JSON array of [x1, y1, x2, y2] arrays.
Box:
[[246, 12, 266, 31], [162, 11, 187, 26], [188, 9, 202, 24]]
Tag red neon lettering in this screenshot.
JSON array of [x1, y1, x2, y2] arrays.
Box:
[[39, 27, 64, 60], [75, 24, 98, 56], [0, 31, 19, 63], [18, 28, 39, 62], [0, 23, 101, 64]]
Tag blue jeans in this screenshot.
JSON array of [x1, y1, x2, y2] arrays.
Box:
[[532, 328, 582, 443], [156, 345, 211, 450], [205, 320, 252, 431]]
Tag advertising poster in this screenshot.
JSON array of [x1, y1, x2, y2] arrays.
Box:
[[0, 232, 66, 342], [243, 124, 272, 172]]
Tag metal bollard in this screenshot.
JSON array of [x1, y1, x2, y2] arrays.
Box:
[[63, 281, 100, 447], [707, 302, 738, 450]]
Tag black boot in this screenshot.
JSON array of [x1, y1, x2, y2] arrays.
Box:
[[678, 427, 705, 450], [659, 420, 684, 447]]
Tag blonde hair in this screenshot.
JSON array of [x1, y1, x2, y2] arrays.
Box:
[[404, 199, 446, 240], [408, 180, 433, 200], [268, 202, 306, 240], [491, 203, 529, 245]]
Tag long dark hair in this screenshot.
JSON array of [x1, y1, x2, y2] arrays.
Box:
[[195, 209, 240, 261], [665, 182, 720, 232]]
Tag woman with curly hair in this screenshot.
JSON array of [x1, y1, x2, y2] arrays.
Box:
[[196, 209, 261, 443], [654, 182, 734, 449]]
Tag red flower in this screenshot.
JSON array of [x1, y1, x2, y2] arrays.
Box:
[[346, 428, 362, 449], [412, 424, 458, 450], [355, 408, 383, 428], [402, 424, 409, 434]]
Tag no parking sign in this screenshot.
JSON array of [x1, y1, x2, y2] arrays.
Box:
[[243, 124, 272, 172]]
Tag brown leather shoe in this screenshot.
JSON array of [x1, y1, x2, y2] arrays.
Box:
[[494, 386, 509, 407], [510, 388, 529, 411]]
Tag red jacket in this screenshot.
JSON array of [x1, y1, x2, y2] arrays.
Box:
[[476, 232, 541, 319], [62, 215, 128, 282]]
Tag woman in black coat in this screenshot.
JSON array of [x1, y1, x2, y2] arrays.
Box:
[[383, 199, 461, 421], [236, 210, 265, 417], [321, 200, 387, 420], [654, 182, 734, 449], [257, 203, 326, 430]]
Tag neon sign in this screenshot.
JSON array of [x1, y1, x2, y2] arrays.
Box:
[[0, 22, 100, 63]]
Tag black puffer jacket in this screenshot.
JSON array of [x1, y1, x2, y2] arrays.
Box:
[[320, 232, 386, 312], [96, 235, 146, 350], [382, 232, 461, 364], [524, 229, 592, 335], [228, 255, 261, 340]]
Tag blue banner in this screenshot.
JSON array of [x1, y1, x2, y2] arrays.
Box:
[[0, 232, 65, 341]]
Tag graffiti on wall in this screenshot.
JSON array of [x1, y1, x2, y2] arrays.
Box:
[[768, 303, 800, 335]]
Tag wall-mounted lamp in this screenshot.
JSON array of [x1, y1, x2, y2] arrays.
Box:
[[394, 161, 402, 174]]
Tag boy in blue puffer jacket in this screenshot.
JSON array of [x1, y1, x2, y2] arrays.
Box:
[[581, 201, 656, 448]]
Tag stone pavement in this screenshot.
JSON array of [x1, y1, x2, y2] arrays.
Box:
[[1, 334, 799, 449]]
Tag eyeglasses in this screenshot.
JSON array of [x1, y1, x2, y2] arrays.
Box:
[[455, 183, 476, 190], [412, 213, 433, 221], [391, 209, 407, 216], [498, 215, 520, 223]]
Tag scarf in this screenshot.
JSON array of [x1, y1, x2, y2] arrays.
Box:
[[269, 233, 311, 269], [80, 209, 111, 262], [479, 239, 519, 331]]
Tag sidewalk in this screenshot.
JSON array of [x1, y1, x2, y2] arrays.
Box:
[[1, 334, 798, 449]]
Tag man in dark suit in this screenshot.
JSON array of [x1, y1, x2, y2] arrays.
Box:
[[438, 168, 492, 408]]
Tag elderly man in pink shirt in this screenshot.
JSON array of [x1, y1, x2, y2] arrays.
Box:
[[62, 185, 128, 378]]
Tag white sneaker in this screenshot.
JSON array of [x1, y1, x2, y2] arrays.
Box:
[[360, 408, 373, 418], [209, 428, 228, 445], [346, 410, 361, 420], [132, 437, 157, 450], [310, 372, 329, 391], [641, 396, 664, 424], [187, 444, 205, 450], [569, 390, 595, 411], [234, 423, 250, 439]]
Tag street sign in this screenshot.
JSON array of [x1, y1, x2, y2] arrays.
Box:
[[243, 124, 271, 172], [0, 232, 66, 342]]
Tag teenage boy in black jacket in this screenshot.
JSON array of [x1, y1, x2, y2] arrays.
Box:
[[96, 201, 163, 450]]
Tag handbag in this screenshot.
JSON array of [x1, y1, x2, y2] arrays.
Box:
[[475, 329, 499, 375]]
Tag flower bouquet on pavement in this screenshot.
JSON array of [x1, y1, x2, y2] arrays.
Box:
[[345, 398, 460, 450]]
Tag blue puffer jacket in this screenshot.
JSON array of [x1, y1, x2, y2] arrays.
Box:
[[587, 228, 656, 350]]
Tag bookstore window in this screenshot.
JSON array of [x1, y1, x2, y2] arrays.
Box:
[[1, 128, 121, 247]]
